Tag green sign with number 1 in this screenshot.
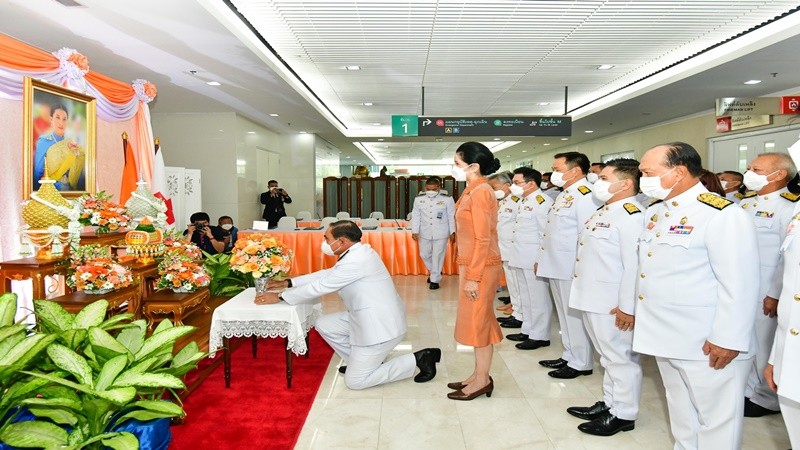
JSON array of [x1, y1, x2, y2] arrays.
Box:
[[392, 115, 419, 137]]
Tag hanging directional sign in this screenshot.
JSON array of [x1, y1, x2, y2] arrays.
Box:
[[417, 116, 571, 137], [392, 115, 419, 136]]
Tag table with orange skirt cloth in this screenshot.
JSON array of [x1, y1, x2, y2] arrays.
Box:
[[238, 228, 455, 276], [295, 220, 409, 228]]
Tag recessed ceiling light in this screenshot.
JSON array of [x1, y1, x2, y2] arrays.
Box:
[[377, 138, 384, 141], [536, 102, 550, 106], [299, 131, 307, 134], [247, 131, 256, 134], [522, 150, 527, 153], [362, 102, 373, 106], [744, 79, 762, 85], [206, 81, 221, 86], [372, 123, 381, 126], [597, 64, 615, 70], [561, 138, 569, 141], [493, 138, 501, 141], [506, 155, 511, 158], [345, 65, 361, 71], [345, 156, 351, 159], [584, 130, 594, 133], [269, 113, 279, 117], [543, 143, 551, 146]]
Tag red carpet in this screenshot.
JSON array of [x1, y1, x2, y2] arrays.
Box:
[[170, 330, 334, 450]]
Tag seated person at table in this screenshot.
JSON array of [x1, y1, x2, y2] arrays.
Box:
[[183, 212, 226, 256], [218, 215, 239, 252], [257, 220, 442, 390]]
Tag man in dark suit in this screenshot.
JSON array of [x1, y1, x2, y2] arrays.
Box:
[[260, 179, 292, 228]]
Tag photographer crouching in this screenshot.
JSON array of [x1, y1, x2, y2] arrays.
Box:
[[183, 212, 226, 256]]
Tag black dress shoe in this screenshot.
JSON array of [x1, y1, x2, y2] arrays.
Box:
[[505, 333, 529, 342], [548, 366, 593, 379], [538, 358, 568, 369], [578, 411, 635, 436], [744, 397, 780, 417], [499, 318, 522, 328], [413, 348, 441, 383], [567, 401, 610, 420], [426, 277, 430, 283], [515, 339, 550, 350], [338, 366, 347, 374], [497, 315, 516, 323], [429, 282, 440, 290]]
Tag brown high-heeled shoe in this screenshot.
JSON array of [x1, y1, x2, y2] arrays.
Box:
[[447, 376, 491, 391], [447, 378, 494, 401]]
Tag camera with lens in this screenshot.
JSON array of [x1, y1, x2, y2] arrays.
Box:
[[193, 222, 206, 232]]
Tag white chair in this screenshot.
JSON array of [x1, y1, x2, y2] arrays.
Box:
[[296, 210, 313, 221], [276, 216, 297, 230], [321, 217, 337, 228], [361, 217, 379, 230], [336, 211, 350, 219], [252, 220, 270, 231], [368, 211, 384, 220]]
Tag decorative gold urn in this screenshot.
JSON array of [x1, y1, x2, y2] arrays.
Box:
[[19, 174, 77, 259], [125, 217, 164, 263], [22, 179, 71, 229]]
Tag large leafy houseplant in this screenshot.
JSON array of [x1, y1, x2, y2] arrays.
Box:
[[0, 293, 206, 449], [202, 251, 250, 297]]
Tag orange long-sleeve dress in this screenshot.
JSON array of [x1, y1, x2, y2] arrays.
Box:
[[453, 177, 503, 347]]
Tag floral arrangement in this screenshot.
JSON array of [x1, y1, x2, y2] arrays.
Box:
[[157, 254, 210, 292], [53, 47, 89, 79], [230, 233, 293, 279], [162, 230, 202, 261], [76, 191, 130, 234], [132, 78, 158, 103], [66, 258, 133, 293], [68, 244, 113, 267]]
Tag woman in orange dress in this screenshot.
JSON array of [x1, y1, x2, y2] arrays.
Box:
[[447, 141, 503, 401]]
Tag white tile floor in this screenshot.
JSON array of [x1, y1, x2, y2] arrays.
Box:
[[295, 275, 791, 450]]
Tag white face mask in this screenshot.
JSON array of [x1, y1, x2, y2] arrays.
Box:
[[639, 168, 677, 200], [321, 238, 338, 256], [451, 165, 467, 181], [586, 173, 599, 184], [541, 181, 550, 190], [509, 184, 525, 196], [425, 190, 439, 198], [550, 170, 571, 187], [494, 189, 506, 200], [743, 170, 777, 191], [592, 179, 621, 203], [719, 180, 729, 190], [221, 223, 233, 231]]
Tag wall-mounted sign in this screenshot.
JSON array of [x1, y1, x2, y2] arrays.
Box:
[[715, 115, 772, 133], [716, 97, 780, 116], [416, 116, 571, 137], [781, 96, 800, 115]]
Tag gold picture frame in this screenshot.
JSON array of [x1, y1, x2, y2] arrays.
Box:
[[23, 77, 96, 199]]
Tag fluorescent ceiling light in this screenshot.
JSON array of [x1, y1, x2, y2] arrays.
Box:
[[206, 81, 221, 86], [345, 65, 361, 71], [543, 143, 551, 146], [269, 113, 279, 117], [585, 130, 594, 133], [536, 102, 550, 106], [597, 64, 615, 70], [484, 141, 521, 153], [377, 138, 384, 141], [299, 131, 307, 134], [743, 79, 762, 84], [362, 102, 373, 106], [493, 138, 501, 141], [372, 123, 381, 126], [247, 131, 256, 134], [561, 138, 569, 141], [522, 150, 527, 153]]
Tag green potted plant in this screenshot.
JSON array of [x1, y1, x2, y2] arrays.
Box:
[[0, 293, 205, 449]]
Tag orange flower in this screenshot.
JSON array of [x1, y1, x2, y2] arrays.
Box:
[[67, 52, 89, 71], [270, 255, 283, 266], [243, 244, 260, 255], [241, 262, 259, 272]]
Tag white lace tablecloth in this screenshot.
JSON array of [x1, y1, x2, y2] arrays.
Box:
[[208, 288, 320, 357]]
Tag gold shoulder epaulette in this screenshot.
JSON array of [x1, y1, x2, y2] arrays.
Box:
[[536, 195, 545, 204], [623, 203, 641, 215], [743, 191, 757, 198], [697, 192, 733, 210], [780, 192, 800, 202], [734, 192, 745, 200], [577, 185, 592, 195], [511, 195, 520, 202], [649, 199, 663, 207]]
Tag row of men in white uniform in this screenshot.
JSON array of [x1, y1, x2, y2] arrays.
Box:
[[486, 142, 800, 449]]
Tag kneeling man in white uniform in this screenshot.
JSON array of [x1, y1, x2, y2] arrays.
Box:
[[258, 220, 441, 390]]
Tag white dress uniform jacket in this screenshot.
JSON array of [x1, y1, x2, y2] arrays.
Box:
[[410, 192, 456, 240], [509, 190, 552, 269], [536, 178, 604, 279], [497, 194, 522, 261], [633, 183, 759, 360], [282, 242, 408, 346], [569, 197, 644, 315]]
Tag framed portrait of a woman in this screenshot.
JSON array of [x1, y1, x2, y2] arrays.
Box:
[[22, 77, 96, 199]]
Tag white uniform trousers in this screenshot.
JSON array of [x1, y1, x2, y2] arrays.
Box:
[[503, 262, 523, 322], [655, 357, 751, 450], [779, 396, 800, 449], [316, 312, 416, 390], [744, 312, 780, 410], [549, 278, 594, 371], [583, 312, 642, 420], [419, 237, 449, 283], [513, 267, 551, 340]]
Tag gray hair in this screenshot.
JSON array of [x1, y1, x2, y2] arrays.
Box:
[[761, 152, 798, 180], [488, 171, 512, 184]]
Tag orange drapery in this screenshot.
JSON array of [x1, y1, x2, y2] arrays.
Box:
[[85, 70, 136, 104], [0, 34, 60, 71]]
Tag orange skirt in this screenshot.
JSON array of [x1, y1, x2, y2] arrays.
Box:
[[454, 264, 503, 347]]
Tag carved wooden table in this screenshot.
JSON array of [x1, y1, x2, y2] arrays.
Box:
[[48, 285, 142, 315], [142, 287, 211, 330], [121, 260, 159, 315], [0, 257, 66, 299]]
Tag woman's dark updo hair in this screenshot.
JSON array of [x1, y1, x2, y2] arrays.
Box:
[[455, 141, 501, 176]]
